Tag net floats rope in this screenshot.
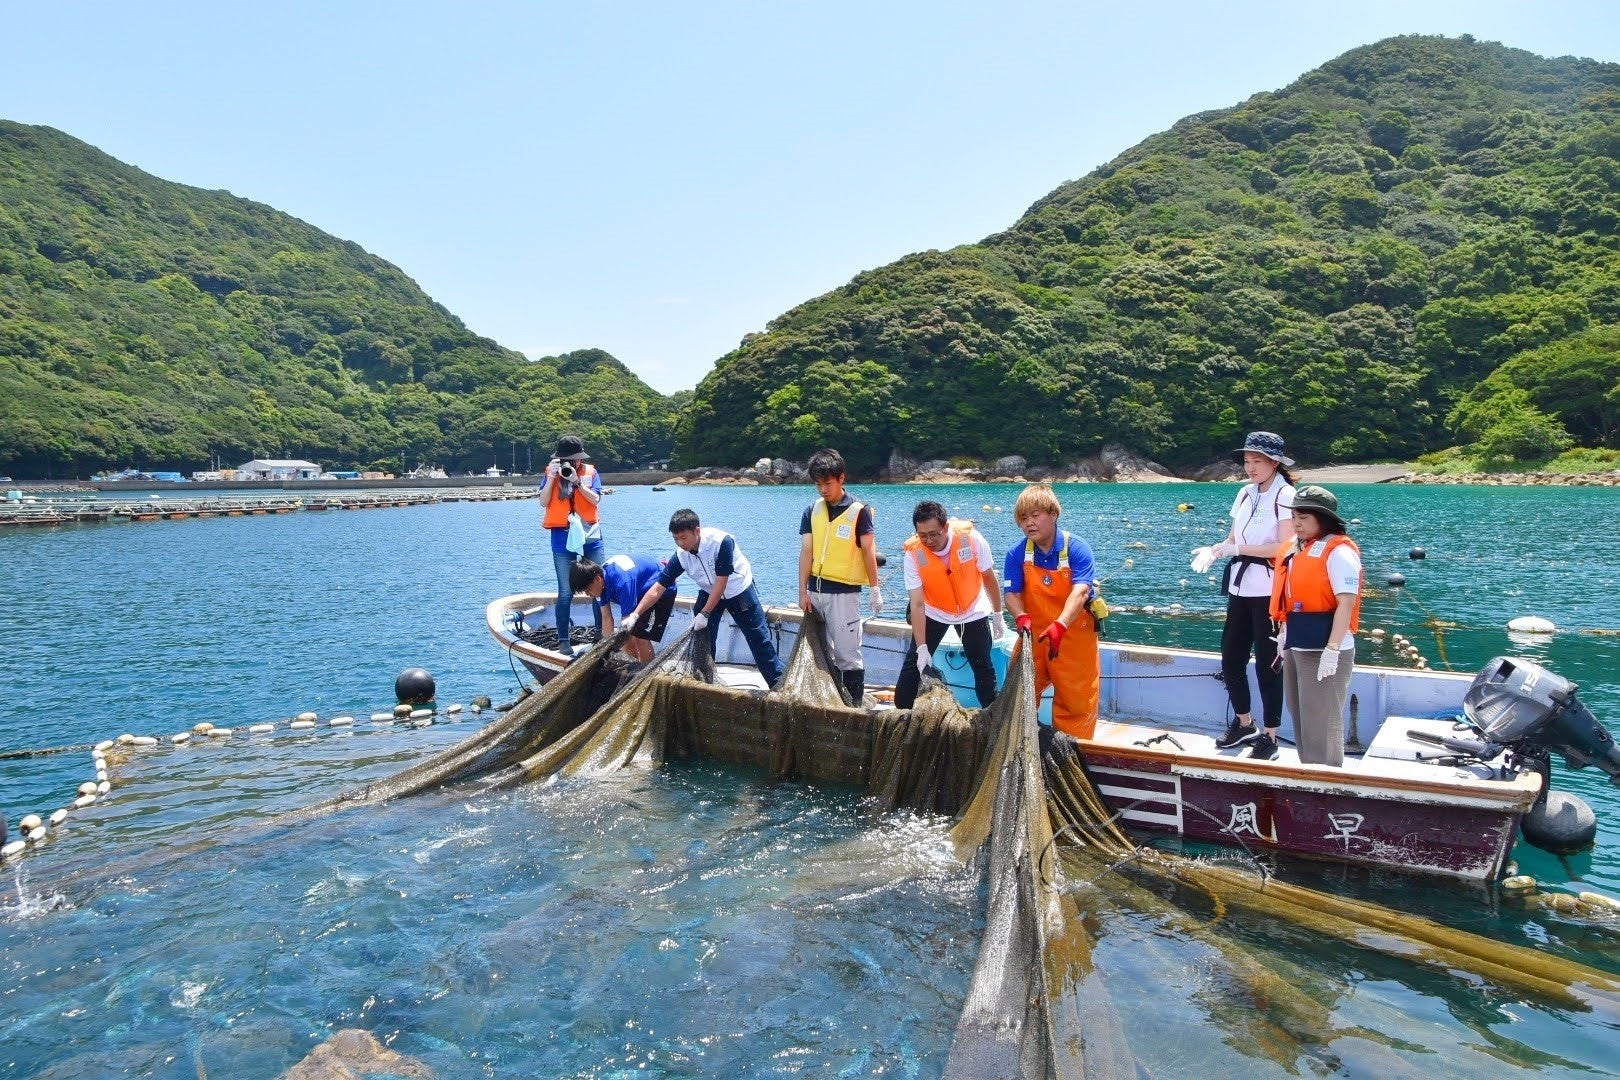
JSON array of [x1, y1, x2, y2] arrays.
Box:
[[0, 691, 485, 865]]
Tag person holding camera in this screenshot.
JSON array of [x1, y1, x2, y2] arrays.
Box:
[[539, 434, 604, 647]]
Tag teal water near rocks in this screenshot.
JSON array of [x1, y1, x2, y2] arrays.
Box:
[[3, 483, 1618, 1076]]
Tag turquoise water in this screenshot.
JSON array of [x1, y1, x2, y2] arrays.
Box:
[[3, 483, 1619, 1076]]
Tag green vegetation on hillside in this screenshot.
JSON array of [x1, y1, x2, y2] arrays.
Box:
[[0, 121, 680, 478], [679, 35, 1620, 475]]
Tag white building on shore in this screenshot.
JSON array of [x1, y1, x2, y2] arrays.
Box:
[[236, 459, 322, 481]]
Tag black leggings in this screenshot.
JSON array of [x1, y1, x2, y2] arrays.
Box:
[[1221, 593, 1282, 728], [894, 616, 999, 710]]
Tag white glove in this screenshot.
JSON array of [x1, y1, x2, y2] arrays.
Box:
[[1212, 542, 1240, 560], [569, 642, 592, 658], [870, 586, 884, 616], [989, 614, 1006, 640], [691, 612, 709, 633], [915, 645, 931, 673], [1316, 645, 1341, 681], [1190, 547, 1216, 574], [1273, 623, 1286, 651]]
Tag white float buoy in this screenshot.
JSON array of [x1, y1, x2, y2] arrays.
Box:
[[27, 827, 47, 843], [49, 809, 68, 826], [95, 770, 108, 782], [193, 723, 214, 734], [73, 795, 95, 809], [1507, 615, 1556, 635], [19, 814, 42, 833], [409, 708, 433, 720], [207, 727, 233, 737], [171, 733, 192, 745], [296, 711, 318, 723], [329, 716, 354, 727], [371, 713, 393, 722], [290, 719, 316, 730], [1370, 628, 1386, 640], [117, 733, 135, 745], [96, 781, 110, 794], [1123, 558, 1135, 569], [394, 704, 412, 717], [78, 782, 97, 796], [1, 840, 26, 859], [94, 740, 114, 752], [445, 704, 463, 715], [470, 705, 482, 715], [411, 718, 433, 728], [131, 736, 158, 747], [248, 723, 275, 734]]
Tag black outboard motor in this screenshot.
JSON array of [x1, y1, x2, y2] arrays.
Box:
[[1464, 657, 1620, 783], [1463, 657, 1620, 853]]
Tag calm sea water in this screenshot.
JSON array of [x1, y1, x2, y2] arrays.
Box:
[[3, 483, 1618, 1077]]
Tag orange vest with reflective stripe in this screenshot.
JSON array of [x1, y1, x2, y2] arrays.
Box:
[[902, 521, 981, 618], [1270, 534, 1362, 631], [542, 464, 600, 528]]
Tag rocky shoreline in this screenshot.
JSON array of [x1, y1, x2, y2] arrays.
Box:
[[635, 455, 1619, 489], [1392, 470, 1620, 486]]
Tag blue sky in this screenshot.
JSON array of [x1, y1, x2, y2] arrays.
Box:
[[5, 2, 1618, 393]]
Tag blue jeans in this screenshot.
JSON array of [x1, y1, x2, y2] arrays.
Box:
[[553, 537, 606, 642], [696, 584, 786, 688]]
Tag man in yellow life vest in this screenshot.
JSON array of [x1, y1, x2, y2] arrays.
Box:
[[1003, 484, 1101, 739], [797, 448, 882, 706], [893, 500, 1004, 710]]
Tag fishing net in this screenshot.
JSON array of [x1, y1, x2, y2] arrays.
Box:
[[68, 605, 1610, 1070]]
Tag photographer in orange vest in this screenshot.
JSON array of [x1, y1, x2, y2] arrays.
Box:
[[538, 434, 604, 648], [1003, 484, 1101, 739], [893, 501, 1004, 710]]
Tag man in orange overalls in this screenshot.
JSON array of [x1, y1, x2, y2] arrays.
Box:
[[1003, 485, 1101, 738]]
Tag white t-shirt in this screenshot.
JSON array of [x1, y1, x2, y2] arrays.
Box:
[[903, 528, 996, 624], [1226, 480, 1295, 597], [1285, 540, 1362, 651]]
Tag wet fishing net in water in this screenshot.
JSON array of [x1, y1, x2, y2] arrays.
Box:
[[284, 609, 1620, 1067]]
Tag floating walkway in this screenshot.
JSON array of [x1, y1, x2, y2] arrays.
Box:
[[0, 488, 535, 528]]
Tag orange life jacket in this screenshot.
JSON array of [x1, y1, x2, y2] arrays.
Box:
[[1270, 534, 1362, 631], [542, 464, 600, 529], [902, 520, 982, 618]]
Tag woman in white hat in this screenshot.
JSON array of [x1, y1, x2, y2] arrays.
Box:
[[1200, 431, 1296, 757]]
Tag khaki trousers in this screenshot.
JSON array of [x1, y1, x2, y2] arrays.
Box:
[[1281, 648, 1353, 767]]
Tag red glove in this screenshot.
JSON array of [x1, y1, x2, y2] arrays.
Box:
[[1038, 620, 1067, 656], [1015, 613, 1033, 634]]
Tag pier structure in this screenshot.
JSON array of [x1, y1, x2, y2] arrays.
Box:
[[0, 488, 535, 528]]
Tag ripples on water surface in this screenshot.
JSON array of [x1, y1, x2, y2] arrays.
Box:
[[3, 483, 1619, 1076]]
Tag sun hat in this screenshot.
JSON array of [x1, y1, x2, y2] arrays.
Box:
[[1235, 431, 1294, 467], [1291, 485, 1345, 529], [554, 435, 589, 460]]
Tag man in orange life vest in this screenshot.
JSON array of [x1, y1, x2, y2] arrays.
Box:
[[1003, 484, 1101, 739], [538, 434, 604, 649], [893, 500, 1005, 710]]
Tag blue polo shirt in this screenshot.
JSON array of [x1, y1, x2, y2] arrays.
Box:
[[599, 554, 665, 617], [1003, 531, 1097, 595]]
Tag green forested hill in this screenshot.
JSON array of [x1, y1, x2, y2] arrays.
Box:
[[0, 121, 680, 478], [678, 36, 1620, 474]]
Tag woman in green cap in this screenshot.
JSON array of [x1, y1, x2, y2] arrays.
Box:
[[1263, 485, 1363, 765]]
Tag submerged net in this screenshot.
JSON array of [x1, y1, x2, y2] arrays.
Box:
[[229, 610, 1620, 1064]]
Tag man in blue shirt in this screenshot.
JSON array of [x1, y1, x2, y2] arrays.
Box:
[[570, 554, 672, 663], [1003, 485, 1101, 738]]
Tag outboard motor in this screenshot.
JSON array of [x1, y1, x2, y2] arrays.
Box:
[[1463, 657, 1620, 853]]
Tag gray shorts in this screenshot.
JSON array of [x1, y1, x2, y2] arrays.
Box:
[[811, 589, 864, 672]]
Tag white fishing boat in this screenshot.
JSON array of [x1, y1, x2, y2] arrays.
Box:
[[486, 592, 1620, 881]]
